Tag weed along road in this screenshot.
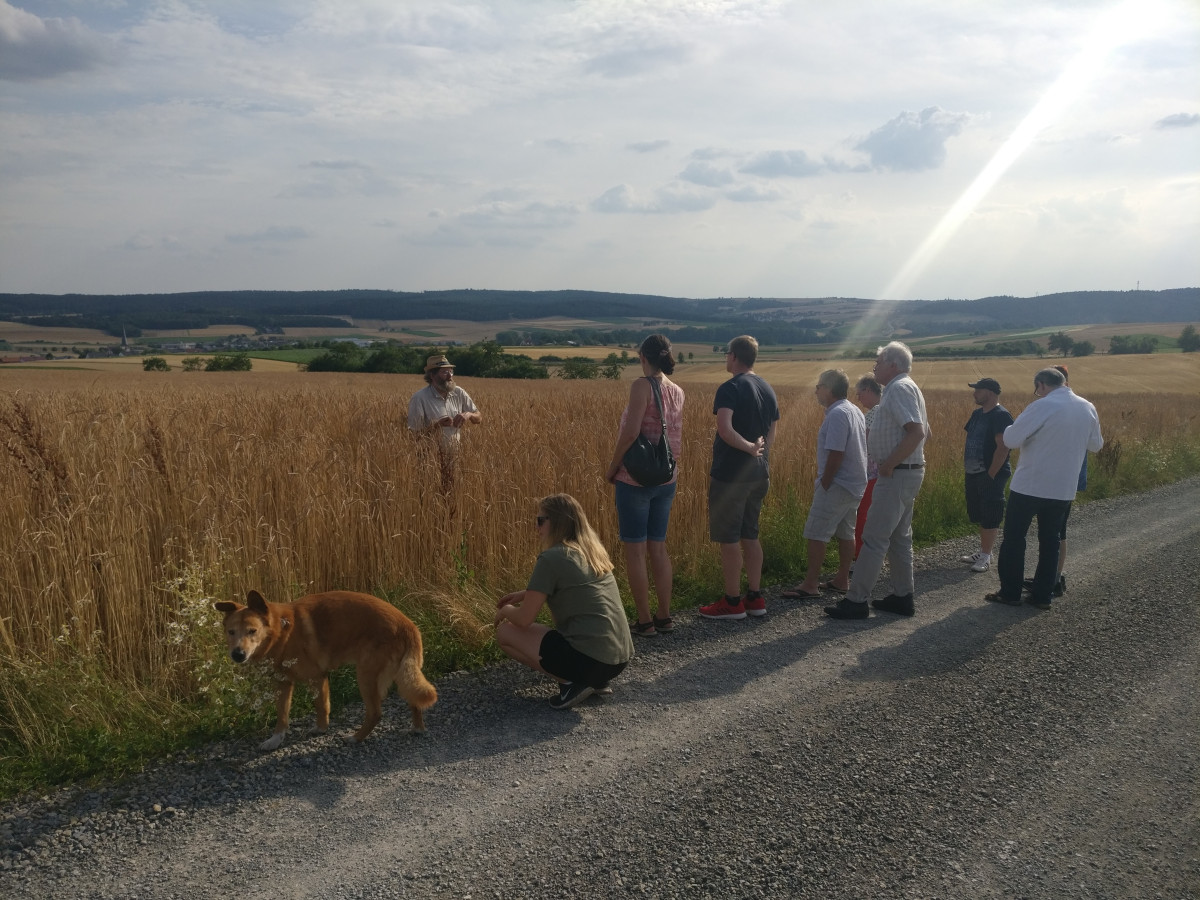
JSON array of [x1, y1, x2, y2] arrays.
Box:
[[4, 479, 1199, 900]]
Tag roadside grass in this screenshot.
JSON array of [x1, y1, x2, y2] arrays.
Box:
[[3, 379, 1199, 800]]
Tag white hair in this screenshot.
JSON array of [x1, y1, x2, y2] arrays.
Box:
[[876, 340, 913, 372]]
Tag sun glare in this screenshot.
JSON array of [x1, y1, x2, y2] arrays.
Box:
[[844, 0, 1165, 350]]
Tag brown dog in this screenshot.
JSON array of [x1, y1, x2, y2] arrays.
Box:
[[215, 589, 437, 751]]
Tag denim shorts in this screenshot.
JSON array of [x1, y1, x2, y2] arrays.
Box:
[[614, 479, 677, 543]]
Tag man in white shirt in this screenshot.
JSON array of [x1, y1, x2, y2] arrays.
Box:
[[407, 354, 481, 445], [986, 367, 1103, 610], [826, 341, 930, 620], [782, 369, 866, 599]]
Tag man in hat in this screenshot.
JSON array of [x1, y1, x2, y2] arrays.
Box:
[[959, 377, 1014, 572], [407, 354, 481, 444]]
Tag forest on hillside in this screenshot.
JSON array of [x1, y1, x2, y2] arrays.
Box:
[[0, 287, 1195, 340]]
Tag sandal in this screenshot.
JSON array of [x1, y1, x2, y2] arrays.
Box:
[[819, 580, 848, 594], [630, 620, 657, 637], [653, 615, 675, 633], [781, 587, 823, 600]]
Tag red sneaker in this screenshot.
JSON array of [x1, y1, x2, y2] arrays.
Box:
[[743, 593, 766, 617], [699, 595, 747, 620]]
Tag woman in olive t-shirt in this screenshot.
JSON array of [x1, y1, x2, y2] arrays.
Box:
[[494, 494, 634, 710]]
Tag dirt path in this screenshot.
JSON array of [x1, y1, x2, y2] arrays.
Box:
[[4, 478, 1198, 899]]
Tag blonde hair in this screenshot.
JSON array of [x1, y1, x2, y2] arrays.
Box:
[[728, 334, 758, 368], [538, 493, 613, 578]]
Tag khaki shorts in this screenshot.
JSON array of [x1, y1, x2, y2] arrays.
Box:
[[708, 476, 769, 543], [803, 481, 860, 542]]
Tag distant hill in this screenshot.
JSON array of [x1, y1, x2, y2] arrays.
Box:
[[0, 288, 1195, 341]]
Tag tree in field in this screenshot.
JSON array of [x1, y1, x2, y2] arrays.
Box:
[[1047, 331, 1075, 355], [143, 356, 170, 372], [1070, 341, 1095, 357], [558, 357, 600, 379], [1179, 324, 1200, 353], [181, 356, 204, 372], [205, 353, 252, 371], [1109, 335, 1157, 355], [601, 353, 624, 380]]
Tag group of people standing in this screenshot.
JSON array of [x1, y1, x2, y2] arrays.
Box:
[[409, 336, 1102, 709], [484, 333, 781, 709]]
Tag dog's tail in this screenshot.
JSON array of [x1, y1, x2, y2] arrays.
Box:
[[397, 651, 438, 711]]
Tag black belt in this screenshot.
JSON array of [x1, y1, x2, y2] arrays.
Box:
[[893, 463, 924, 469]]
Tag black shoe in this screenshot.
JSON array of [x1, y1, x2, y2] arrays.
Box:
[[985, 592, 1022, 606], [1052, 574, 1066, 598], [824, 598, 869, 620], [871, 593, 914, 616], [1025, 597, 1052, 611], [549, 682, 595, 710]]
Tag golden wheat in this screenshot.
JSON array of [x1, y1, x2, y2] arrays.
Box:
[[2, 365, 1199, 701]]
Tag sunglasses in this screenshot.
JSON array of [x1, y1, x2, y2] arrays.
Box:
[[536, 515, 549, 526]]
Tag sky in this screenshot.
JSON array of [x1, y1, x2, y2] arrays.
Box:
[[1, 0, 1198, 303]]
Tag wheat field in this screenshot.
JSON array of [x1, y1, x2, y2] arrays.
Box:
[[1, 359, 1198, 704]]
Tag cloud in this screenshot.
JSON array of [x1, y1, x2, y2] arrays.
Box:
[[583, 43, 691, 78], [541, 138, 586, 154], [455, 200, 579, 230], [225, 226, 312, 244], [725, 184, 783, 203], [1036, 189, 1133, 229], [739, 150, 823, 178], [280, 160, 401, 199], [855, 106, 968, 171], [408, 199, 579, 247], [1154, 112, 1200, 129], [591, 184, 714, 214], [691, 147, 733, 161], [678, 161, 735, 187], [627, 140, 670, 153], [0, 1, 114, 81]]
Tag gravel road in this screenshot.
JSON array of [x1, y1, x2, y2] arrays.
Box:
[[4, 478, 1198, 900]]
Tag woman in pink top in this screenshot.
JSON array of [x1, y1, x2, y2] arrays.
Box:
[[605, 334, 685, 637]]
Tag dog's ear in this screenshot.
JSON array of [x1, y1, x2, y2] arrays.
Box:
[[246, 590, 270, 615], [214, 600, 240, 614]]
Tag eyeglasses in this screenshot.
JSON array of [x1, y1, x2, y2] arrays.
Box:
[[536, 515, 549, 526]]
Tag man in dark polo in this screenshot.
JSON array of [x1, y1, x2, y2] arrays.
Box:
[[959, 378, 1014, 573]]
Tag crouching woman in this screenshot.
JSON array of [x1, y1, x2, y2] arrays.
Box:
[[495, 493, 634, 709]]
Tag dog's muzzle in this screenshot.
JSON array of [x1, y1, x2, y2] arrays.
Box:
[[230, 648, 247, 663]]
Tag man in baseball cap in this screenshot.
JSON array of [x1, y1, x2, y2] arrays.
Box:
[[960, 377, 1013, 572]]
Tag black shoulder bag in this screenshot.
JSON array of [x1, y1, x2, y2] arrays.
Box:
[[621, 377, 677, 487]]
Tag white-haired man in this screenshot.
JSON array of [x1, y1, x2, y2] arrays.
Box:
[[825, 341, 930, 620]]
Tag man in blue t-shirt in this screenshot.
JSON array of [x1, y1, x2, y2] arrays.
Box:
[[959, 378, 1014, 573], [699, 335, 780, 621]]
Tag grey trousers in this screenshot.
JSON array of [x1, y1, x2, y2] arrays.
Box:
[[847, 468, 924, 603]]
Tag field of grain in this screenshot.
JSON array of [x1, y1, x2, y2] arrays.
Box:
[[2, 357, 1199, 786]]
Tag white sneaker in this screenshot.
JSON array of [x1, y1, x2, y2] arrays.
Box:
[[971, 553, 991, 572], [960, 551, 985, 564]]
